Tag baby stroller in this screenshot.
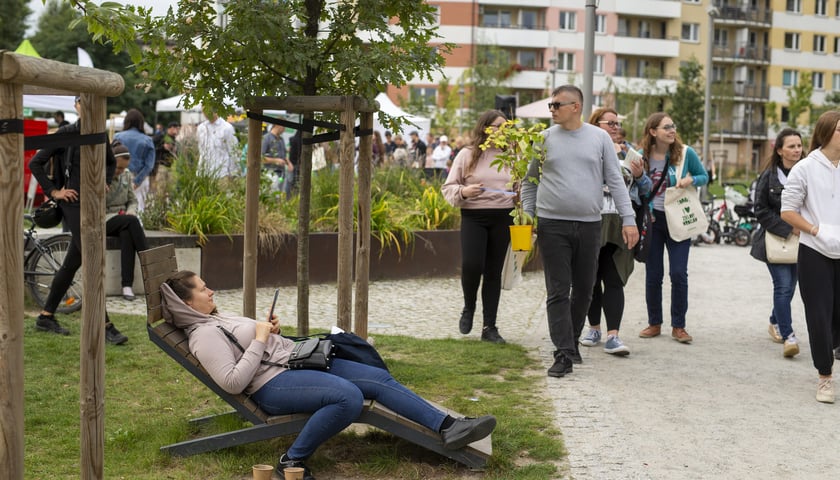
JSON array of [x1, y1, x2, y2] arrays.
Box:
[[717, 183, 755, 246]]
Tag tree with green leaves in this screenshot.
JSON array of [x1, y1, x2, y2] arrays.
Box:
[[30, 0, 174, 120], [0, 0, 30, 50], [605, 69, 669, 144], [787, 71, 813, 128], [466, 44, 514, 123], [668, 56, 704, 147]]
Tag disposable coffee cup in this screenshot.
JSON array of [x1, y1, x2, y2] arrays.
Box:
[[252, 464, 274, 480], [283, 466, 305, 480]]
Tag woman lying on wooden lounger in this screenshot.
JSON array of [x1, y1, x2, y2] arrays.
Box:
[[161, 271, 496, 480]]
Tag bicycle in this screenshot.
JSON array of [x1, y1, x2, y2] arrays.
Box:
[[23, 214, 83, 314]]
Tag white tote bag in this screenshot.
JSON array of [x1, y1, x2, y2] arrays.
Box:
[[501, 245, 530, 290], [664, 148, 709, 242], [765, 232, 798, 264]]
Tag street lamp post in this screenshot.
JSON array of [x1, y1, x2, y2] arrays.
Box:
[[548, 58, 558, 92], [702, 7, 719, 179], [458, 84, 465, 135]]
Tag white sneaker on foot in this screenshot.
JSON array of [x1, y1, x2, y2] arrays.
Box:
[[122, 286, 136, 301], [579, 328, 602, 347], [817, 377, 835, 404]]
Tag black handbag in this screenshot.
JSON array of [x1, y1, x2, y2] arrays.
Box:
[[324, 332, 389, 371], [286, 338, 335, 371]]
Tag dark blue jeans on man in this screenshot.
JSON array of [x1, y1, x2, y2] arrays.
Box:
[[537, 218, 602, 359], [645, 209, 691, 328], [767, 262, 798, 340]]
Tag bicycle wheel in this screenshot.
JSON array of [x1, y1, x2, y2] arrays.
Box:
[[734, 228, 751, 247], [24, 234, 83, 314]]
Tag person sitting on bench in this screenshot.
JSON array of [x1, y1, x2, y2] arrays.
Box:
[[107, 143, 148, 300], [161, 271, 496, 480]]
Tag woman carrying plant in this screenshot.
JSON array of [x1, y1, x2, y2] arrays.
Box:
[[780, 110, 840, 404], [161, 271, 497, 478], [750, 128, 804, 357], [637, 112, 708, 344], [579, 108, 651, 355], [442, 110, 513, 343]]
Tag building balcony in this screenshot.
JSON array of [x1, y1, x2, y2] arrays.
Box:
[[712, 118, 768, 140], [712, 1, 772, 27], [711, 82, 770, 102], [475, 27, 550, 48], [614, 0, 680, 19], [613, 37, 679, 58], [712, 42, 770, 65]]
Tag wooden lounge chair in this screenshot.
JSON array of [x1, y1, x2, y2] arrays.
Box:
[[138, 244, 491, 468]]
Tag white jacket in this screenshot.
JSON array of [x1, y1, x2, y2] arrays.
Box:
[[781, 149, 840, 259]]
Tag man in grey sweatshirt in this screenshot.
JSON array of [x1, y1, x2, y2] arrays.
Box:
[[521, 85, 639, 378]]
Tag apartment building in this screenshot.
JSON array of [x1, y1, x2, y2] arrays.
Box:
[[386, 0, 840, 170]]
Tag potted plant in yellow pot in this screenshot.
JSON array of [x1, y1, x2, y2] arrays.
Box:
[[480, 119, 546, 251]]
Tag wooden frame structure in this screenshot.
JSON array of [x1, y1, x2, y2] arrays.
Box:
[[0, 51, 124, 479], [139, 244, 491, 467]]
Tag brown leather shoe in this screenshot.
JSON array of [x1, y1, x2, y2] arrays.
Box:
[[672, 327, 693, 343], [639, 324, 661, 338]]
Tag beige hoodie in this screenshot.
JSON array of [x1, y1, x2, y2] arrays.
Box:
[[160, 283, 297, 394]]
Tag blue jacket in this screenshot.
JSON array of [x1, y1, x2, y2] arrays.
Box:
[[114, 127, 156, 187], [663, 145, 708, 188]]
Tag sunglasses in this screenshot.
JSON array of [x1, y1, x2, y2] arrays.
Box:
[[548, 101, 577, 110], [598, 120, 621, 128], [657, 124, 677, 131]]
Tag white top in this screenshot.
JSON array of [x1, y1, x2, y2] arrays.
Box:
[[197, 117, 240, 178], [431, 144, 452, 169], [781, 148, 840, 259]]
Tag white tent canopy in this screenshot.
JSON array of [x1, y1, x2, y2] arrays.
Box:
[[516, 96, 553, 119], [372, 93, 431, 140]]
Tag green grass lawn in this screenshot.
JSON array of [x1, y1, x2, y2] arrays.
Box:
[[22, 311, 565, 479]]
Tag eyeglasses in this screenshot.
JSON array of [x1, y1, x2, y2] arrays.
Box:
[[657, 124, 677, 131], [548, 101, 577, 110], [598, 120, 621, 128]]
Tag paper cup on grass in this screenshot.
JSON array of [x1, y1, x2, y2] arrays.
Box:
[[252, 464, 274, 480], [283, 466, 305, 480]]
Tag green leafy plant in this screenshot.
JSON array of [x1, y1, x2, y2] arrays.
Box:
[[481, 119, 546, 225], [410, 186, 459, 231]]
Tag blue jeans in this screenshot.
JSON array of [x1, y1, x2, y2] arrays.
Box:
[[766, 262, 798, 340], [645, 210, 691, 328], [250, 359, 446, 460], [536, 218, 602, 357]]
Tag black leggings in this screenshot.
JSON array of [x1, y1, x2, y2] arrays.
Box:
[[460, 208, 512, 327], [587, 243, 625, 332], [106, 214, 148, 287], [799, 245, 840, 376], [44, 203, 82, 313]]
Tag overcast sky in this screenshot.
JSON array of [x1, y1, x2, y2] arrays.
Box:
[[26, 0, 178, 36]]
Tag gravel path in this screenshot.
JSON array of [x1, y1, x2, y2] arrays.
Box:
[[107, 242, 840, 479]]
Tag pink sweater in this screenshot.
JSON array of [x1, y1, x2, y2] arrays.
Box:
[[441, 147, 515, 209]]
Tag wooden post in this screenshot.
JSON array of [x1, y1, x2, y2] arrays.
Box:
[[336, 97, 356, 331], [243, 114, 262, 318], [296, 113, 314, 336], [0, 82, 25, 480], [78, 93, 108, 480], [354, 111, 372, 339]]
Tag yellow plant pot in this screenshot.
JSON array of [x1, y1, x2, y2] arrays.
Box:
[[509, 224, 533, 251]]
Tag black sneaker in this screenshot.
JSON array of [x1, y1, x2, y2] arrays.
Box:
[[570, 344, 583, 364], [105, 323, 128, 345], [459, 308, 474, 334], [481, 326, 506, 344], [277, 453, 315, 480], [440, 415, 496, 450], [36, 314, 70, 335], [547, 351, 573, 378]]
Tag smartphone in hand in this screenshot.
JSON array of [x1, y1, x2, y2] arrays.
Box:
[[268, 288, 279, 322]]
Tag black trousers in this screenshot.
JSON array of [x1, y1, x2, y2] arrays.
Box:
[[44, 203, 81, 313], [799, 245, 840, 376], [459, 208, 512, 327], [106, 214, 149, 287], [587, 243, 625, 332]]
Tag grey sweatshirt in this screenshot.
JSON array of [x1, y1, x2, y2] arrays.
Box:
[[161, 284, 296, 395], [521, 123, 635, 226]]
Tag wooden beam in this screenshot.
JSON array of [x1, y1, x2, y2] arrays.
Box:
[[0, 81, 25, 480], [243, 114, 262, 319], [296, 114, 314, 336], [1, 52, 123, 97], [354, 111, 372, 339], [22, 85, 76, 96], [78, 93, 108, 480], [336, 97, 356, 331]]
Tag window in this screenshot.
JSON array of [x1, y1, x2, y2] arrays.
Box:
[[616, 58, 628, 76], [639, 21, 651, 38], [714, 28, 728, 47], [594, 55, 604, 74], [712, 66, 726, 82], [815, 35, 827, 53], [782, 69, 799, 87], [483, 9, 511, 28], [559, 11, 576, 31], [410, 87, 436, 107], [784, 32, 800, 50], [557, 52, 574, 71], [518, 51, 539, 68], [520, 11, 538, 29], [813, 72, 825, 89], [617, 18, 630, 36], [786, 0, 801, 13], [836, 0, 840, 16], [681, 23, 699, 42], [835, 36, 840, 54], [684, 0, 700, 3], [596, 14, 606, 34], [781, 107, 790, 123], [833, 73, 840, 91], [816, 0, 828, 15]]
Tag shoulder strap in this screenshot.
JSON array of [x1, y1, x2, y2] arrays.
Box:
[[216, 325, 289, 368], [673, 146, 688, 179]]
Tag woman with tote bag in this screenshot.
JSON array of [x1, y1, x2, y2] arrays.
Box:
[[636, 113, 708, 344], [749, 128, 804, 357]]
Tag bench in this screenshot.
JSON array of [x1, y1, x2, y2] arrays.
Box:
[[138, 244, 491, 468]]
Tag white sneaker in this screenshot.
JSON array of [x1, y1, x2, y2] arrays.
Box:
[[783, 334, 800, 358], [604, 335, 630, 356], [122, 286, 136, 301], [817, 377, 835, 404], [768, 324, 782, 344], [579, 328, 602, 347]]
